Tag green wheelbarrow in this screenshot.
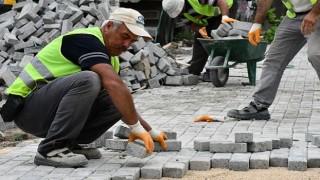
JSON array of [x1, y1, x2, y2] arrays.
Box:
[[198, 38, 268, 87]]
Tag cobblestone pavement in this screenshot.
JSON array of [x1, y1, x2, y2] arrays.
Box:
[[0, 46, 320, 179]]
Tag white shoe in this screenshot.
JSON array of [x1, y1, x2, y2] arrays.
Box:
[[34, 147, 88, 168]]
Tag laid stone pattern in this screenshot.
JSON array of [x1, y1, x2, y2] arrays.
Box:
[[192, 131, 320, 172]]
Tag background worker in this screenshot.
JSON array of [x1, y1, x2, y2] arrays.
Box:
[[0, 8, 167, 168], [162, 0, 237, 81], [227, 0, 320, 120]]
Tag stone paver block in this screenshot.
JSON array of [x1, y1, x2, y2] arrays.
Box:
[[211, 153, 232, 168], [288, 156, 307, 171], [247, 141, 266, 152], [162, 162, 188, 178], [235, 131, 253, 143], [307, 148, 320, 168], [305, 132, 320, 142], [126, 141, 149, 158], [112, 167, 140, 180], [194, 138, 210, 151], [272, 138, 281, 149], [165, 76, 183, 86], [210, 142, 247, 153], [154, 140, 182, 152], [249, 151, 270, 169], [114, 125, 130, 139], [190, 156, 211, 171], [105, 138, 128, 150], [183, 74, 198, 85], [270, 148, 289, 167], [279, 137, 293, 148], [141, 163, 163, 179], [229, 153, 251, 171]]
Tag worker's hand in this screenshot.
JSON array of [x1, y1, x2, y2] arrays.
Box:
[[149, 129, 167, 149], [301, 12, 318, 35], [248, 23, 262, 46], [221, 15, 237, 23], [194, 115, 214, 122], [128, 121, 154, 154], [199, 27, 210, 39]]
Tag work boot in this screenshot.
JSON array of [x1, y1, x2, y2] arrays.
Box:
[[34, 148, 88, 168], [227, 102, 270, 120], [70, 145, 102, 159], [199, 72, 211, 82]]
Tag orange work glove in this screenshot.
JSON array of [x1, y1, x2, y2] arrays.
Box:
[[194, 115, 215, 122], [128, 121, 154, 154], [221, 15, 237, 23], [149, 129, 167, 149], [248, 23, 262, 46], [199, 27, 210, 39]]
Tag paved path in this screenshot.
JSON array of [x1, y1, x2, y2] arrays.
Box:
[[0, 46, 319, 179]]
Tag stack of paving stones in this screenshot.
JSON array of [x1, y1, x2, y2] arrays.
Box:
[[192, 131, 320, 171], [0, 0, 198, 101], [119, 37, 198, 92]]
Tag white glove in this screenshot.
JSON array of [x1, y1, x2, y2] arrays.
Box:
[[221, 15, 237, 23], [128, 121, 154, 154], [248, 23, 262, 46], [149, 129, 167, 149]]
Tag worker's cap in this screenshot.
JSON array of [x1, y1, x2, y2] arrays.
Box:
[[162, 0, 185, 18], [106, 8, 152, 40]]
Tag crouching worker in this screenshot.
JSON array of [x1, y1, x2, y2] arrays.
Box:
[[0, 8, 167, 168]]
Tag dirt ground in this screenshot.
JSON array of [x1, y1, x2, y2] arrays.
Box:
[[1, 128, 320, 180], [0, 127, 37, 152], [158, 168, 320, 180]]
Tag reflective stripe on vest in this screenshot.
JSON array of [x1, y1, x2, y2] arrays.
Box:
[[282, 0, 316, 18], [19, 57, 53, 89], [184, 0, 233, 26]]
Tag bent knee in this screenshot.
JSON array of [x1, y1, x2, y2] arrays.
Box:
[[77, 71, 101, 91]]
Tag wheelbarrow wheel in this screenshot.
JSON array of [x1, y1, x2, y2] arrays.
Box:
[[209, 56, 229, 87]]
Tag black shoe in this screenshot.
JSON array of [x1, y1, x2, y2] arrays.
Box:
[[199, 72, 211, 82], [227, 102, 270, 120]]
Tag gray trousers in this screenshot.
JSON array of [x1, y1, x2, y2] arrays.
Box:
[[14, 71, 121, 155], [253, 15, 320, 109]]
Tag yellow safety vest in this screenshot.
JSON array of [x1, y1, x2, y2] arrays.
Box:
[[282, 0, 317, 18], [7, 27, 120, 97], [3, 0, 16, 5], [183, 0, 233, 26]]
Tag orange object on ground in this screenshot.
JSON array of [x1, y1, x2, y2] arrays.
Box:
[[194, 115, 226, 122], [194, 115, 215, 122]]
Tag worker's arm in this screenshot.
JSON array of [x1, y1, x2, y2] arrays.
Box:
[[217, 0, 237, 23], [217, 0, 229, 16], [301, 1, 320, 35], [248, 0, 273, 46], [90, 63, 154, 153], [91, 63, 138, 125], [253, 0, 273, 24]]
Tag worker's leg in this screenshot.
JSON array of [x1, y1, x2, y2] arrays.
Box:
[[227, 16, 307, 120], [307, 20, 320, 78], [187, 16, 221, 75], [72, 91, 121, 145], [252, 16, 306, 109], [14, 71, 104, 155]]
